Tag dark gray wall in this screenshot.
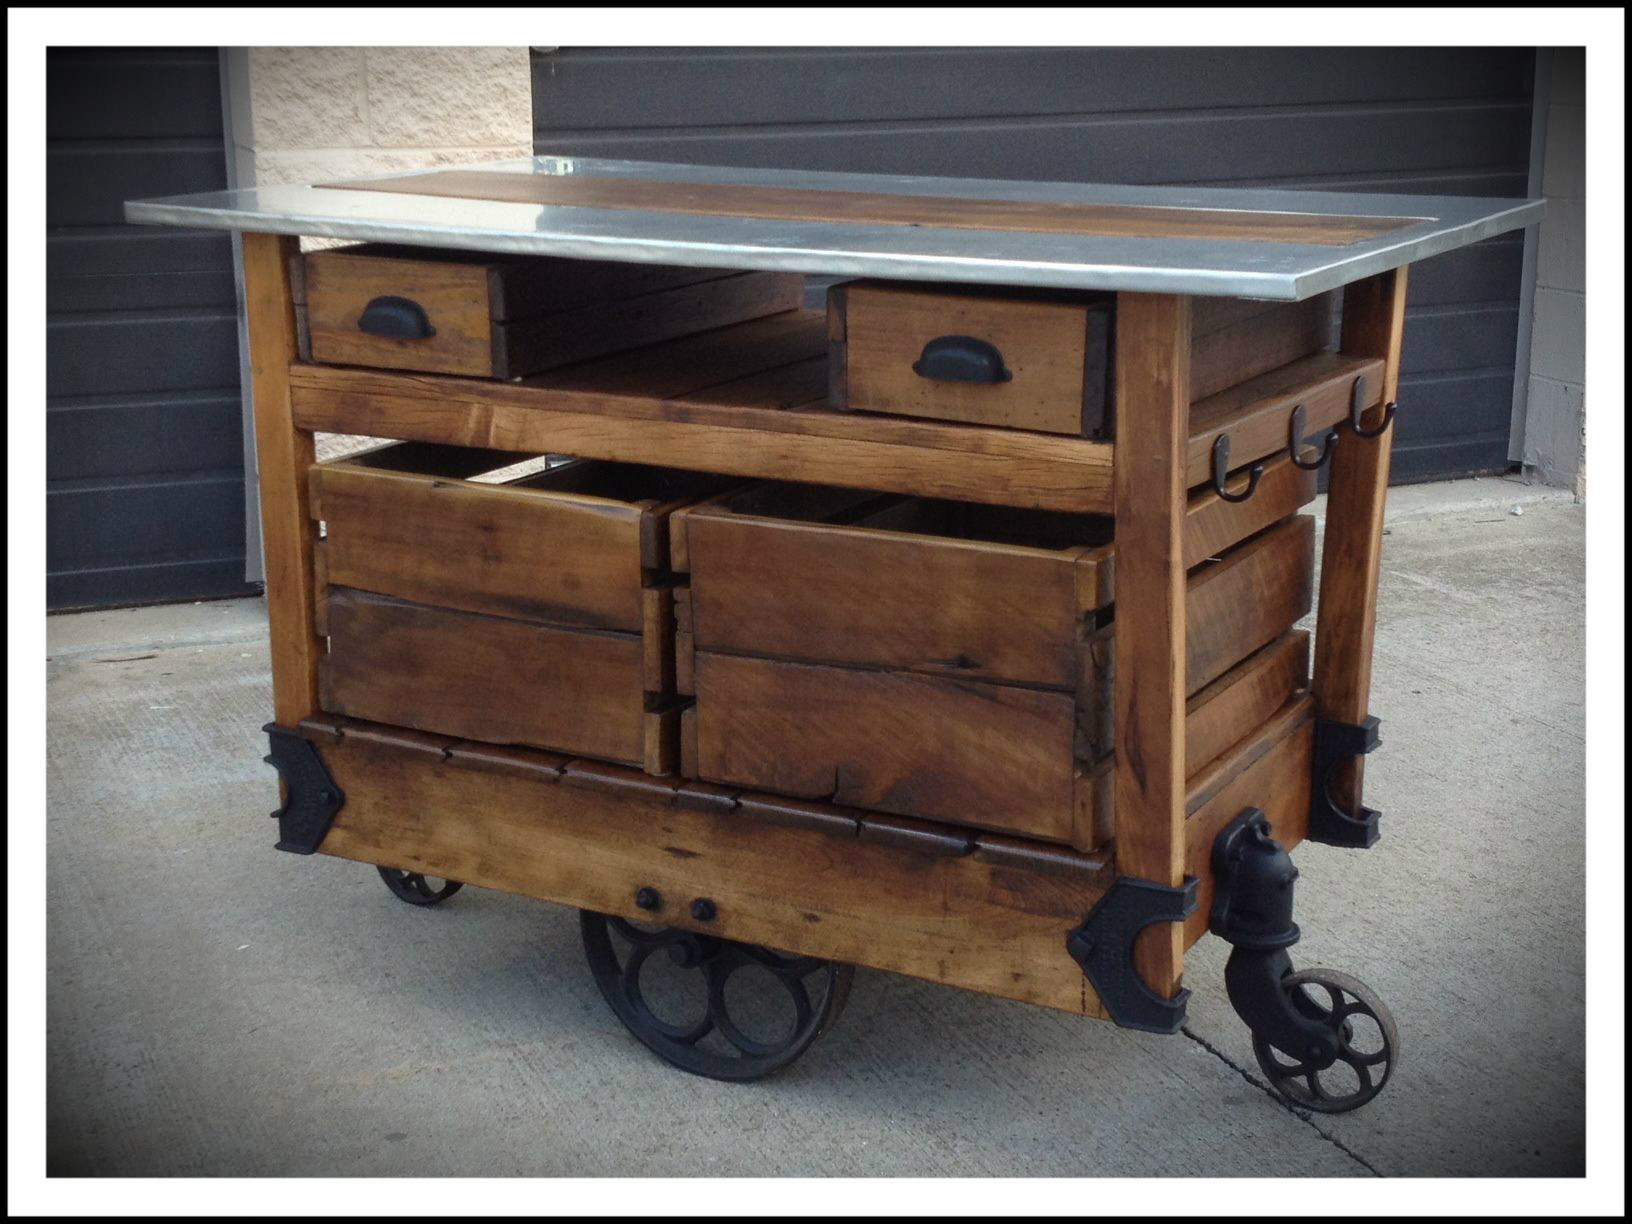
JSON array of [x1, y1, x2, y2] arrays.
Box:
[[532, 46, 1536, 483], [47, 48, 253, 610]]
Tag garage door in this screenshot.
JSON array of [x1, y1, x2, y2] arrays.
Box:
[[47, 48, 254, 610], [532, 47, 1536, 483]]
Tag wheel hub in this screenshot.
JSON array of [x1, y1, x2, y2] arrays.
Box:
[[580, 909, 851, 1082]]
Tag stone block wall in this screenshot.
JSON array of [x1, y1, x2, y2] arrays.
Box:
[[224, 46, 532, 207], [222, 48, 536, 513]]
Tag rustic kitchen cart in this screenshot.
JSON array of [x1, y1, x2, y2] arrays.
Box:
[[129, 159, 1541, 1113]]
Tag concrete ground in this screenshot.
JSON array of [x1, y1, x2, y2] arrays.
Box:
[[45, 476, 1585, 1177]]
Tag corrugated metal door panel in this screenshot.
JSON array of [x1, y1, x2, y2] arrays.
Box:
[[530, 47, 1535, 128], [528, 104, 1530, 184], [533, 47, 1536, 484], [46, 47, 253, 609]]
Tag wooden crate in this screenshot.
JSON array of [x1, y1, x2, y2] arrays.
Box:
[[671, 479, 1316, 848], [828, 279, 1335, 436], [299, 243, 804, 378], [310, 442, 735, 772]]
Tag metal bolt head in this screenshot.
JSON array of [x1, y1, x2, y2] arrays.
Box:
[[634, 886, 661, 911], [690, 897, 717, 922]]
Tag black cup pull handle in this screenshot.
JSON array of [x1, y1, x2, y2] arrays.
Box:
[[357, 295, 436, 341], [912, 335, 1012, 384]]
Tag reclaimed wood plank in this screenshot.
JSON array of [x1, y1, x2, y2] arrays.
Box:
[[1186, 352, 1387, 489], [1184, 631, 1309, 777], [1183, 453, 1316, 569], [689, 651, 1082, 844], [1183, 515, 1315, 694], [319, 588, 649, 768], [311, 724, 1116, 1016], [289, 362, 1117, 513], [242, 232, 321, 726], [1188, 292, 1334, 403], [680, 500, 1111, 688], [312, 462, 648, 632], [306, 245, 495, 376], [496, 271, 804, 379], [1110, 291, 1191, 1002], [323, 169, 1422, 246], [1314, 267, 1410, 815], [833, 281, 1102, 434], [305, 241, 801, 378]]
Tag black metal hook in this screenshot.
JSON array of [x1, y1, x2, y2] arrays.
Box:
[[1210, 434, 1264, 504], [1348, 374, 1396, 439], [1288, 403, 1339, 471]]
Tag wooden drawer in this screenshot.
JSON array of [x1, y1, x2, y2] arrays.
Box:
[[827, 280, 1334, 436], [671, 481, 1316, 847], [299, 243, 804, 378], [310, 443, 734, 772]]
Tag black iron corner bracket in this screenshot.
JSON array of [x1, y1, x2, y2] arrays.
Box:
[[263, 724, 344, 855], [1066, 875, 1199, 1034], [1308, 715, 1383, 848], [1208, 808, 1341, 1070]]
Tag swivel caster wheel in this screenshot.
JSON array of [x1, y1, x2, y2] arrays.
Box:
[[1252, 967, 1399, 1113], [1210, 809, 1401, 1112], [579, 909, 852, 1082], [377, 866, 464, 907]]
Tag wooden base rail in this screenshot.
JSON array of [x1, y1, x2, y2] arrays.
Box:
[[290, 694, 1312, 1017]]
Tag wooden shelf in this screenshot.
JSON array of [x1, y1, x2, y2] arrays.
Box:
[[291, 311, 1115, 513], [289, 309, 1384, 517]]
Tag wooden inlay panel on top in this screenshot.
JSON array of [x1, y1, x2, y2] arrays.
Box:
[[318, 171, 1428, 247]]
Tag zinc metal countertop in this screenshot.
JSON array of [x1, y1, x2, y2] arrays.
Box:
[[125, 155, 1545, 301]]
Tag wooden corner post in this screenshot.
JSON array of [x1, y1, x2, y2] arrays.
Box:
[[1314, 267, 1409, 816], [1112, 292, 1192, 1001], [241, 232, 323, 727]]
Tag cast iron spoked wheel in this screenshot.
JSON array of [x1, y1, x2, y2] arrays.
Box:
[[377, 866, 464, 907], [579, 910, 852, 1082], [1252, 967, 1400, 1113]]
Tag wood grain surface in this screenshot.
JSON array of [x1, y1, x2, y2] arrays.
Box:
[[679, 496, 1112, 689], [1187, 351, 1386, 489], [1110, 292, 1192, 1001], [832, 281, 1104, 433], [1188, 292, 1335, 403], [1183, 631, 1309, 777], [289, 322, 1118, 512], [304, 241, 801, 378], [689, 651, 1084, 844], [321, 169, 1424, 246], [306, 245, 496, 376], [242, 233, 322, 726], [1181, 514, 1314, 694], [829, 282, 1329, 435], [313, 461, 650, 631], [1314, 267, 1410, 815], [303, 717, 1118, 1017], [1183, 453, 1316, 568], [319, 588, 651, 767]]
